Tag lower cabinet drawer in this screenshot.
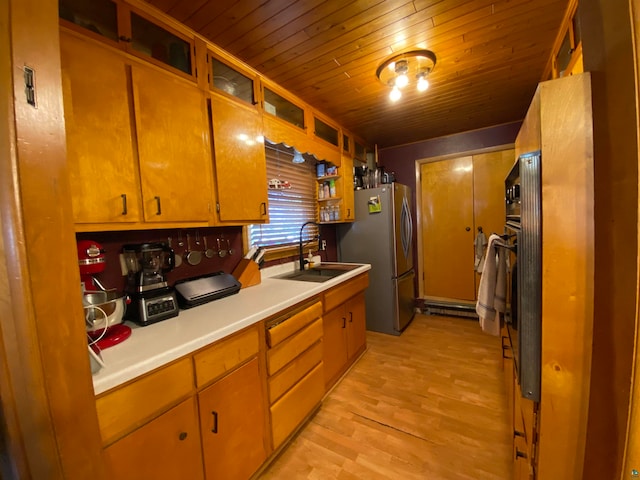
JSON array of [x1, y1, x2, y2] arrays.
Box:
[[270, 362, 324, 449], [267, 318, 322, 376], [103, 397, 204, 480], [193, 324, 259, 388], [268, 340, 323, 404], [96, 357, 194, 445]]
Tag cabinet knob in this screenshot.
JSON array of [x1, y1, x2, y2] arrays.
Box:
[[465, 226, 471, 232], [178, 432, 188, 441]]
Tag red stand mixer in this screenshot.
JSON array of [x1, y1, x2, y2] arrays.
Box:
[[77, 240, 131, 349]]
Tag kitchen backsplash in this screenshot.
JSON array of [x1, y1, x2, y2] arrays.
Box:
[[76, 225, 338, 293]]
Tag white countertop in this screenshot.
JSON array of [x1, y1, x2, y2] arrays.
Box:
[[91, 261, 370, 395]]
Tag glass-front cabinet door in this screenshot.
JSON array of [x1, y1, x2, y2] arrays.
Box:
[[58, 0, 119, 43], [59, 0, 195, 79], [129, 10, 193, 76], [263, 87, 305, 130], [210, 56, 257, 107]]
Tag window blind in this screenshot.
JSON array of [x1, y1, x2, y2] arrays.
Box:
[[248, 143, 319, 248]]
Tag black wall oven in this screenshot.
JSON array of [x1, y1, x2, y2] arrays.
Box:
[[505, 151, 542, 402]]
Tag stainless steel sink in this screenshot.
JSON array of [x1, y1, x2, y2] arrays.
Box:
[[274, 264, 360, 283]]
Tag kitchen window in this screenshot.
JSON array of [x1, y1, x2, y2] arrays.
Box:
[[248, 143, 318, 254]]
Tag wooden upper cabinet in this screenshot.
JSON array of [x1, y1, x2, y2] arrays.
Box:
[[60, 32, 142, 224], [59, 0, 196, 81], [549, 0, 582, 79], [210, 93, 268, 223], [131, 64, 212, 223], [340, 155, 355, 222]]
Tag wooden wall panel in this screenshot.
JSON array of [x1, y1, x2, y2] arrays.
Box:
[[0, 0, 106, 478]]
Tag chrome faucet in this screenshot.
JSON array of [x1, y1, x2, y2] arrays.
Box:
[[299, 221, 320, 271]]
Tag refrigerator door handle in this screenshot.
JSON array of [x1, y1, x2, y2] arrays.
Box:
[[400, 195, 412, 261]]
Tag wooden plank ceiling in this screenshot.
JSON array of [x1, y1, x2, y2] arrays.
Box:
[[143, 0, 570, 148]]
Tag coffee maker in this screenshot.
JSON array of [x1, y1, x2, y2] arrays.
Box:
[[122, 242, 179, 326]]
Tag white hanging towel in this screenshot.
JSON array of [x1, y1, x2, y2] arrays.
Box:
[[476, 234, 508, 336], [474, 230, 487, 273]]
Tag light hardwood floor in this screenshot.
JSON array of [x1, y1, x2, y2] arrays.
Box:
[[259, 314, 512, 479]]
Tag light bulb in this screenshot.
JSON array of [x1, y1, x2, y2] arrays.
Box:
[[389, 86, 401, 101], [395, 74, 409, 88], [417, 76, 429, 91]]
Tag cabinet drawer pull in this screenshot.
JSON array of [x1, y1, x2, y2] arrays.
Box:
[[515, 449, 527, 459], [178, 432, 188, 441], [121, 194, 128, 215], [154, 196, 162, 215], [211, 410, 218, 433], [514, 430, 525, 437]]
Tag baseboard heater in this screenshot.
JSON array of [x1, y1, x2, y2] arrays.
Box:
[[417, 299, 478, 319]]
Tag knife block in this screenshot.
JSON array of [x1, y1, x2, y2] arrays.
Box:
[[232, 259, 261, 289]]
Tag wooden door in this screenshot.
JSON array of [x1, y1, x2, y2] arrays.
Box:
[[60, 33, 142, 224], [131, 65, 212, 223], [346, 293, 366, 359], [198, 357, 267, 480], [421, 157, 475, 301], [103, 397, 204, 480], [322, 305, 348, 388], [210, 93, 269, 223], [473, 150, 515, 238]]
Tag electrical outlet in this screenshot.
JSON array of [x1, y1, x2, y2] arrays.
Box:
[[321, 240, 327, 251]]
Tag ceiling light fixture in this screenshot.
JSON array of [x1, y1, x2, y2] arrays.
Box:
[[376, 49, 436, 102]]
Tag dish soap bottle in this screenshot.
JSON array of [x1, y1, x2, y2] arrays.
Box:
[[307, 251, 314, 269]]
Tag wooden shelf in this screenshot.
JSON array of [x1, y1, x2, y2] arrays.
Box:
[[316, 175, 340, 182]]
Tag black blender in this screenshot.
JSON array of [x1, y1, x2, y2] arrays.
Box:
[[122, 242, 179, 326]]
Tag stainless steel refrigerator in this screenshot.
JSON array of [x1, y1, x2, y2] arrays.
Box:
[[337, 183, 415, 335]]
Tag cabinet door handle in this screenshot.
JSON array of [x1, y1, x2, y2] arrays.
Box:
[[349, 311, 353, 323], [154, 196, 162, 215], [347, 208, 351, 218], [260, 202, 267, 216], [342, 317, 346, 329], [514, 430, 525, 438], [120, 194, 128, 216], [211, 410, 218, 433], [515, 449, 527, 459], [178, 432, 188, 441]]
